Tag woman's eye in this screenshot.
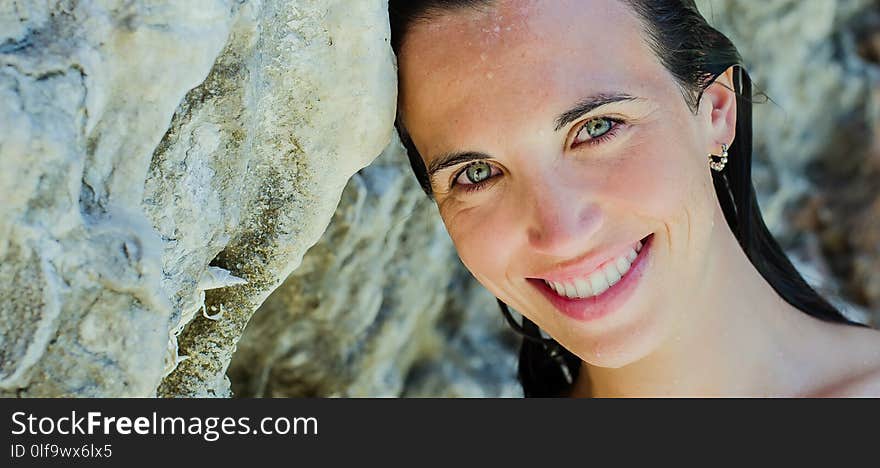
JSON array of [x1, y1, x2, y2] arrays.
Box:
[[573, 117, 621, 146], [452, 161, 499, 192], [463, 161, 492, 184]]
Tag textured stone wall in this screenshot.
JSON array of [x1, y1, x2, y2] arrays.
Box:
[[0, 0, 396, 397], [1, 0, 878, 397], [227, 142, 520, 397]]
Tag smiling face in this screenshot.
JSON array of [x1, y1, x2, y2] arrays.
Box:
[[397, 0, 736, 368]]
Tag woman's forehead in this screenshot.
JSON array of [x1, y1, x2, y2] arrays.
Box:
[[398, 0, 664, 153]]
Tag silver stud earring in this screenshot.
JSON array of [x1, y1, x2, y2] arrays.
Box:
[[708, 143, 729, 172]]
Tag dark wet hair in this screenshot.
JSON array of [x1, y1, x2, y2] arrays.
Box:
[[389, 0, 862, 397]]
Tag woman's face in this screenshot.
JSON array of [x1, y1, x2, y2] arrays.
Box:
[[398, 0, 735, 368]]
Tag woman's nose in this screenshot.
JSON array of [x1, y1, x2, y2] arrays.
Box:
[[524, 180, 604, 259]]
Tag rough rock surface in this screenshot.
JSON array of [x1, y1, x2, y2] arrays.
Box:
[[0, 0, 395, 397], [1, 0, 878, 397], [227, 142, 521, 397]]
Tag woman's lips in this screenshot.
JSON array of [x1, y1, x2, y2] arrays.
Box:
[[528, 233, 654, 322]]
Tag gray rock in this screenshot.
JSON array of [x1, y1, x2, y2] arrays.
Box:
[[0, 0, 395, 397], [227, 140, 521, 397]]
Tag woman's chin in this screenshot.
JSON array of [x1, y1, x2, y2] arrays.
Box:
[[561, 303, 673, 371]]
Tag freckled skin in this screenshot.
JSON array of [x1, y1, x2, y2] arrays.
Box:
[[399, 0, 723, 368], [398, 0, 880, 396]]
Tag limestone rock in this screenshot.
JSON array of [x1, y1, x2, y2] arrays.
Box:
[[0, 0, 396, 397], [227, 140, 521, 397]]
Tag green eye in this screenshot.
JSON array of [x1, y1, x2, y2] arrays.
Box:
[[463, 161, 493, 184], [581, 117, 613, 139], [572, 117, 624, 147]]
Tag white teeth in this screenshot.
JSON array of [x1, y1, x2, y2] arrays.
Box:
[[615, 256, 630, 274], [590, 273, 610, 296], [574, 278, 592, 297], [604, 264, 622, 286], [544, 244, 643, 300], [636, 240, 643, 252]]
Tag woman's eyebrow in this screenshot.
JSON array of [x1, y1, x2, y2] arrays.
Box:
[[554, 92, 641, 131]]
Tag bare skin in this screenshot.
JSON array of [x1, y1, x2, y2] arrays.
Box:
[[396, 0, 880, 397]]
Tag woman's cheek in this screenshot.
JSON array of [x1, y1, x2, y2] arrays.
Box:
[[601, 128, 704, 222], [441, 196, 514, 282]]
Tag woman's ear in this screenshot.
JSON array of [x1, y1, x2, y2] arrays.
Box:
[[700, 66, 738, 150]]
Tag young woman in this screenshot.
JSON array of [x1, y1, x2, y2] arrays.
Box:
[[389, 0, 880, 397]]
